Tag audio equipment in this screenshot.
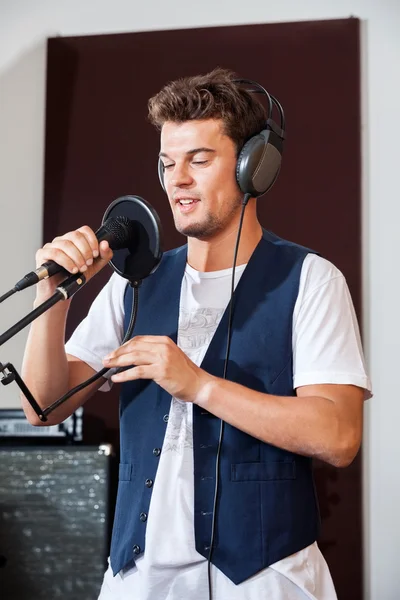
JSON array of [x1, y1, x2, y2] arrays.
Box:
[[7, 195, 163, 296], [0, 408, 82, 442], [0, 445, 115, 600], [102, 195, 163, 283]]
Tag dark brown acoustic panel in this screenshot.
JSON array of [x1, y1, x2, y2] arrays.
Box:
[[43, 18, 362, 599]]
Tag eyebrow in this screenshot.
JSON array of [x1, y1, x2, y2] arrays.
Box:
[[159, 147, 216, 159]]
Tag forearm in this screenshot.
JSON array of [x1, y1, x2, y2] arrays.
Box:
[[21, 288, 71, 424], [195, 376, 361, 467], [105, 336, 363, 467], [20, 229, 114, 425]]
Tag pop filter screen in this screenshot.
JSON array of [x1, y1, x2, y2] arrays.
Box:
[[102, 195, 163, 282]]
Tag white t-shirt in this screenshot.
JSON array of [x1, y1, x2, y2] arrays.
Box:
[[66, 254, 372, 600]]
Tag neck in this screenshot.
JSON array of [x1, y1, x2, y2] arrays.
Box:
[[186, 201, 262, 272]]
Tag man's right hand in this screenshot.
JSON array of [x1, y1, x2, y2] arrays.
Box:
[[35, 226, 114, 300]]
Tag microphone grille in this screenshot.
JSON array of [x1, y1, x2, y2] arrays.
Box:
[[103, 216, 135, 250]]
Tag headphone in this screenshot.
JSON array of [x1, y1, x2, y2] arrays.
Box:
[[157, 78, 286, 198]]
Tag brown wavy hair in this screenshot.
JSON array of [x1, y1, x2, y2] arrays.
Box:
[[148, 68, 266, 153]]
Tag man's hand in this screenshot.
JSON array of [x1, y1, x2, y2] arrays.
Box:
[[103, 336, 213, 402], [35, 226, 114, 301]]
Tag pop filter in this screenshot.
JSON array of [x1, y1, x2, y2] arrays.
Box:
[[102, 195, 163, 283]]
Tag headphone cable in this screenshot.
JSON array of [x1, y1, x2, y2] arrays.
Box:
[[207, 192, 251, 600]]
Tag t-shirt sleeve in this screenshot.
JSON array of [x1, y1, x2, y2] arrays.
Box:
[[292, 254, 372, 398], [65, 272, 126, 392]]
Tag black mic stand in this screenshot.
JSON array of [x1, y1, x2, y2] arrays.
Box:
[[0, 271, 141, 422], [0, 272, 87, 422]]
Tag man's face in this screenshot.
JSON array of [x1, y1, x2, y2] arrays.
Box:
[[159, 119, 243, 239]]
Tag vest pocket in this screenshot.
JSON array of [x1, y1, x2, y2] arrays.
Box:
[[119, 463, 134, 481], [231, 461, 296, 481]]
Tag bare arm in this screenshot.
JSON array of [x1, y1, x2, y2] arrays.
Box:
[[194, 378, 364, 467], [21, 299, 105, 426], [20, 227, 113, 426]]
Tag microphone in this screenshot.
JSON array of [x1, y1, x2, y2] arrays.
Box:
[[0, 195, 162, 303], [14, 216, 137, 292]]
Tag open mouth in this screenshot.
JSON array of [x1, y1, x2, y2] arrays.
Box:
[[175, 198, 200, 213], [176, 198, 199, 205]]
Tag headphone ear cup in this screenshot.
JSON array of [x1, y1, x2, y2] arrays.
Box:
[[158, 158, 166, 193], [236, 129, 283, 197]]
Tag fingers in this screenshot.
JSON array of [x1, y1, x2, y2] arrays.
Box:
[[103, 348, 155, 368], [36, 226, 113, 278], [111, 365, 152, 383], [104, 337, 200, 401], [76, 225, 100, 259], [118, 336, 171, 349], [104, 337, 170, 364], [38, 239, 89, 274], [98, 240, 113, 263]]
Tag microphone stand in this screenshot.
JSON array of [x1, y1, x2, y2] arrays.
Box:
[[0, 272, 141, 423], [0, 272, 87, 422]]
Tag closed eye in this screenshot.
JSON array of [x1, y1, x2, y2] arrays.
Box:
[[163, 160, 208, 169]]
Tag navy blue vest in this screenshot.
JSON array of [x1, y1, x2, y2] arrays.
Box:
[[109, 229, 320, 584]]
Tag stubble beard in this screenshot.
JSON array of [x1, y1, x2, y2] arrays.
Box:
[[174, 196, 243, 240]]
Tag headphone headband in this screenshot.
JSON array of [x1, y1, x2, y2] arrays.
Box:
[[233, 78, 286, 137]]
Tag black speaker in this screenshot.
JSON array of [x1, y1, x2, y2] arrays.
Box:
[[0, 445, 115, 600]]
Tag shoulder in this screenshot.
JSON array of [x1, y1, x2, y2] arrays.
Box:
[[299, 254, 344, 298], [261, 230, 315, 257], [294, 253, 351, 325]]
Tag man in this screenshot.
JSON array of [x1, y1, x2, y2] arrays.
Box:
[[21, 68, 371, 599]]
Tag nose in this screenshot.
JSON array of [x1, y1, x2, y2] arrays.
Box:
[[169, 162, 194, 188]]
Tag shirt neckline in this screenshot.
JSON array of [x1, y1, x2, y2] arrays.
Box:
[[185, 262, 247, 279]]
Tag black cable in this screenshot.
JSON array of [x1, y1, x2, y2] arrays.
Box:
[[207, 192, 251, 600], [0, 288, 17, 304], [42, 281, 140, 418]]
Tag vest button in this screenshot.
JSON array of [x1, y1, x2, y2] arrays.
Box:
[[163, 414, 169, 423], [153, 448, 161, 456], [145, 478, 153, 488], [139, 512, 148, 522], [133, 545, 141, 555]]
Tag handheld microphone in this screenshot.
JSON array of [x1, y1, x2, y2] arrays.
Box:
[[13, 216, 136, 292], [12, 195, 163, 293]]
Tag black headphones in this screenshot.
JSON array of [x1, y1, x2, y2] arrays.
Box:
[[157, 78, 286, 198]]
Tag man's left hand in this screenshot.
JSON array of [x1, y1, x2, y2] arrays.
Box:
[[102, 336, 212, 403]]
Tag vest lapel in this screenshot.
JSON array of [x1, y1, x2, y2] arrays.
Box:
[[133, 245, 188, 343], [200, 232, 275, 379]]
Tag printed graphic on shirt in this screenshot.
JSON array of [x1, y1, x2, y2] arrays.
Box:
[[161, 399, 193, 455], [178, 307, 225, 358], [162, 307, 225, 455]]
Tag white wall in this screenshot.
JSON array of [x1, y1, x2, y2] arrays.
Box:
[[0, 0, 399, 598]]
